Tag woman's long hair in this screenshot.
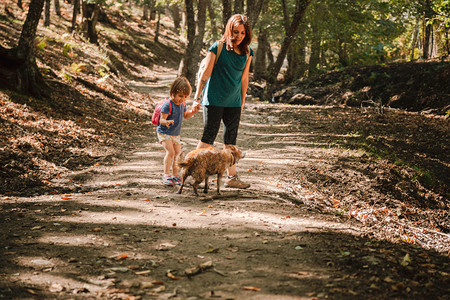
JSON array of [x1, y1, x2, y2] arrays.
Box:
[[220, 14, 252, 55]]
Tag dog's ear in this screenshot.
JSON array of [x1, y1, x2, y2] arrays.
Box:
[[231, 152, 237, 166]]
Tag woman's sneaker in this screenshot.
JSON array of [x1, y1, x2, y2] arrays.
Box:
[[225, 175, 250, 189], [162, 175, 174, 186], [171, 177, 182, 186]]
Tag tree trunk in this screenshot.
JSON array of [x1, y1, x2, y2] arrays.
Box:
[[54, 0, 61, 16], [410, 16, 419, 61], [263, 0, 311, 101], [0, 0, 49, 97], [253, 25, 268, 81], [234, 0, 244, 14], [222, 0, 232, 32], [246, 0, 265, 29], [180, 0, 207, 87], [253, 0, 270, 81], [337, 37, 349, 66], [143, 3, 149, 20], [207, 1, 218, 39], [423, 0, 433, 59], [308, 21, 321, 76], [150, 0, 156, 20], [423, 22, 432, 59], [81, 2, 100, 44], [446, 30, 450, 56], [71, 0, 79, 32], [171, 5, 181, 32], [285, 24, 307, 83], [44, 0, 50, 27], [155, 7, 161, 42]]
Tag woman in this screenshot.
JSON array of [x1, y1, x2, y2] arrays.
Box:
[[193, 14, 253, 189]]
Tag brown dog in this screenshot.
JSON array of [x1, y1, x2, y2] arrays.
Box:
[[177, 145, 244, 196]]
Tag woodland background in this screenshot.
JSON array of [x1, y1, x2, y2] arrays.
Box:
[[1, 0, 450, 107]]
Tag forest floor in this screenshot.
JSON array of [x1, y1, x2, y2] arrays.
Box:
[[1, 2, 450, 299]]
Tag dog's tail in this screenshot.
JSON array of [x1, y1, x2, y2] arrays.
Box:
[[177, 151, 194, 168]]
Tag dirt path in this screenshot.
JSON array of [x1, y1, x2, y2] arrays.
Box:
[[1, 74, 449, 299]]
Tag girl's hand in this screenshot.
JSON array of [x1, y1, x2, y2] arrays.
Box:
[[162, 119, 174, 127]]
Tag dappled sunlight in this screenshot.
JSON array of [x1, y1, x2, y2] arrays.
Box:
[[37, 233, 112, 247], [53, 197, 349, 233], [11, 271, 107, 295], [240, 121, 292, 128]]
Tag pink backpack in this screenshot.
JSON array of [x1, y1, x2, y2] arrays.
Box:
[[151, 99, 172, 125]]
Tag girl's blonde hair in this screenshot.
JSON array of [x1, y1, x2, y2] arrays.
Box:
[[170, 76, 192, 97], [220, 14, 252, 54]]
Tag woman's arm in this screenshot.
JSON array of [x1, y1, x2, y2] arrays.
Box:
[[194, 51, 216, 103], [240, 55, 253, 112]]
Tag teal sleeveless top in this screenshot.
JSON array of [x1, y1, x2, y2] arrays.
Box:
[[202, 41, 254, 107]]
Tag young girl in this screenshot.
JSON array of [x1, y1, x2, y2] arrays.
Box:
[[157, 76, 199, 186]]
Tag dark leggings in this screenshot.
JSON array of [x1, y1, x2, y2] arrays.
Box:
[[201, 106, 241, 145]]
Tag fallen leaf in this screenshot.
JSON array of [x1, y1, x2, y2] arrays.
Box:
[[243, 286, 260, 292], [140, 282, 154, 289], [135, 270, 151, 275], [116, 254, 128, 260], [401, 253, 411, 266], [91, 227, 102, 232], [49, 283, 63, 292], [109, 267, 129, 273], [153, 285, 166, 293], [27, 289, 38, 295], [205, 247, 219, 253], [166, 270, 180, 280]]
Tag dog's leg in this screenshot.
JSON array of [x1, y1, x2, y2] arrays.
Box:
[[216, 173, 222, 195], [192, 177, 202, 196], [203, 175, 209, 194], [177, 174, 187, 194]]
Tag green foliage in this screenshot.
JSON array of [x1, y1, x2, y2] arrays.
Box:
[[70, 63, 87, 73], [418, 170, 435, 187], [369, 71, 390, 84], [85, 0, 107, 4], [61, 68, 72, 83], [37, 39, 47, 51], [97, 64, 110, 77], [62, 43, 73, 57]]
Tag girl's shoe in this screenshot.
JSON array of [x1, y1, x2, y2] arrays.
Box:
[[162, 175, 174, 186], [171, 177, 182, 186]]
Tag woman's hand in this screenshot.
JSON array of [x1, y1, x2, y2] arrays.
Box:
[[193, 100, 201, 111]]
